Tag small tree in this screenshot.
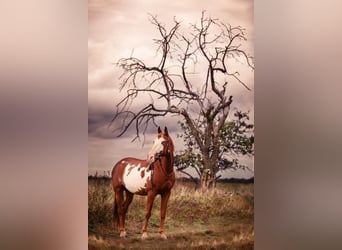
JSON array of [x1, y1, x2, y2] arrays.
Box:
[[112, 12, 254, 191], [175, 110, 254, 189]]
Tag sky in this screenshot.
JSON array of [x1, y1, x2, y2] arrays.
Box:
[[88, 0, 254, 178]]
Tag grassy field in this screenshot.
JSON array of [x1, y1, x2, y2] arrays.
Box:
[[88, 178, 254, 249]]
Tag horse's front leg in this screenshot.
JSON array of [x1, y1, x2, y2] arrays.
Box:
[[159, 190, 171, 240], [141, 191, 156, 240]]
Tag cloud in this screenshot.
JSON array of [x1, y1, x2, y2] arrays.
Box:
[[88, 0, 254, 176]]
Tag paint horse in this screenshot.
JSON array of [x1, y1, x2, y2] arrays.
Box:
[[111, 126, 175, 240]]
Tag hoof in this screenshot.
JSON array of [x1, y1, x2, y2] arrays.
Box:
[[141, 232, 148, 240], [120, 231, 127, 238], [160, 232, 167, 240]]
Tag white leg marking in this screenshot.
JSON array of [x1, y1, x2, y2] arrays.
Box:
[[160, 232, 167, 240], [141, 232, 148, 240]]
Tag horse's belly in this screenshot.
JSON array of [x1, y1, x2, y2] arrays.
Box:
[[123, 164, 151, 193]]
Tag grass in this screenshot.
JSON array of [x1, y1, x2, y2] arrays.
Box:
[[88, 178, 254, 249]]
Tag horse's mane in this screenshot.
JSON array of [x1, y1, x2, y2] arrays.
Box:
[[166, 134, 175, 153]]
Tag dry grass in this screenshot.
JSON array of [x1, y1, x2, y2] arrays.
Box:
[[88, 178, 254, 249]]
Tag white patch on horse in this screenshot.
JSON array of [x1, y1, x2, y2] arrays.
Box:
[[123, 164, 151, 193], [148, 137, 166, 161]]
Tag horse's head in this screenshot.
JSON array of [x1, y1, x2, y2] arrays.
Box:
[[148, 126, 173, 162]]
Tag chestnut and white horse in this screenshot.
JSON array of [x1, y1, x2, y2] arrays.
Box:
[[111, 126, 175, 239]]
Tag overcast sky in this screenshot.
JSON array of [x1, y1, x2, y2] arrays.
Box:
[[88, 0, 254, 178]]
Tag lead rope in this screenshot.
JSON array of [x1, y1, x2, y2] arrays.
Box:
[[149, 161, 154, 190], [148, 157, 160, 190]]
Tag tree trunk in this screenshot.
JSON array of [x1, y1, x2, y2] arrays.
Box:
[[200, 160, 217, 192], [201, 170, 209, 192]]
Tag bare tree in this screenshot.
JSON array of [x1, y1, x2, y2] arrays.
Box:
[[112, 12, 254, 191]]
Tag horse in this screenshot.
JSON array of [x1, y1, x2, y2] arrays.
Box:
[[111, 126, 175, 240]]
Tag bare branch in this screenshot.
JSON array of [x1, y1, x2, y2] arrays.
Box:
[[176, 168, 200, 183], [112, 13, 254, 178]]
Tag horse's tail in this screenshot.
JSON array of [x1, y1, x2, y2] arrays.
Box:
[[111, 165, 119, 228], [113, 195, 119, 227]]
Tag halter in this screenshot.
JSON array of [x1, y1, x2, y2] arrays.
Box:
[[148, 139, 173, 189], [148, 154, 161, 171]]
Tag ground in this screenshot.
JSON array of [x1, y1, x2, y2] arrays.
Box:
[[88, 178, 254, 249]]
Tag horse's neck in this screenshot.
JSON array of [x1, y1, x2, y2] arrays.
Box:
[[161, 152, 174, 175]]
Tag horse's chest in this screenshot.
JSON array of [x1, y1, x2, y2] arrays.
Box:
[[123, 164, 151, 193]]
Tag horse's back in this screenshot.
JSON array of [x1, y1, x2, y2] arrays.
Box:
[[112, 157, 147, 172]]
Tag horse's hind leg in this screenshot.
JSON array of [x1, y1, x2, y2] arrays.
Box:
[[141, 191, 156, 240], [114, 187, 127, 237], [122, 190, 134, 229], [159, 190, 171, 240]]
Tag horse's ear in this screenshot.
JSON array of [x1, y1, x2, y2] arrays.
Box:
[[158, 126, 162, 133], [164, 126, 168, 135]]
